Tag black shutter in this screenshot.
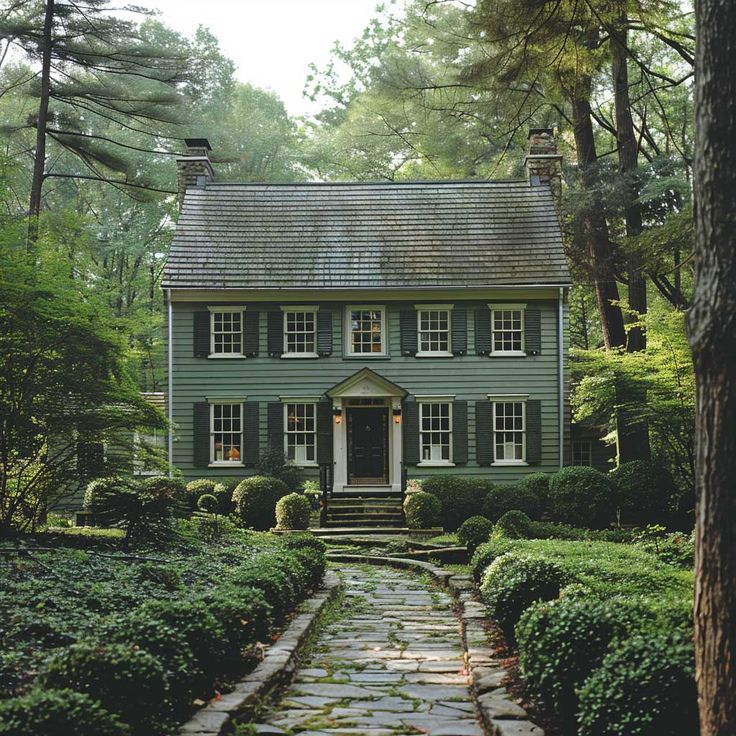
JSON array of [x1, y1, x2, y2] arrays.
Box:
[[525, 307, 542, 355], [400, 309, 418, 356], [267, 311, 283, 357], [451, 309, 467, 356], [526, 399, 542, 464], [316, 400, 333, 464], [317, 310, 333, 356], [402, 396, 420, 465], [243, 401, 260, 466], [243, 310, 259, 356], [475, 400, 494, 466], [193, 402, 210, 468], [475, 307, 491, 356], [267, 402, 284, 453], [193, 311, 210, 358], [452, 401, 468, 465]]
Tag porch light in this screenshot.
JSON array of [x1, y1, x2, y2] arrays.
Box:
[[393, 408, 402, 424], [333, 407, 343, 424]]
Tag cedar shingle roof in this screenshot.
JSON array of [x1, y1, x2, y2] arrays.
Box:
[[162, 180, 570, 289]]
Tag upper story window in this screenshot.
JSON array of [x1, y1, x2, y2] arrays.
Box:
[[284, 402, 317, 465], [419, 399, 453, 465], [346, 306, 387, 356], [491, 304, 525, 355], [283, 307, 318, 357], [417, 305, 452, 357], [210, 307, 243, 356], [493, 400, 526, 463], [211, 402, 242, 464]]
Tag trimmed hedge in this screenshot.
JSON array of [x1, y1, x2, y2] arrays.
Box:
[[482, 484, 543, 522], [185, 479, 229, 513], [470, 537, 515, 581], [494, 510, 535, 539], [520, 472, 551, 509], [548, 466, 616, 529], [404, 491, 441, 529], [421, 475, 493, 531], [457, 515, 494, 552], [275, 492, 311, 530], [232, 476, 290, 530], [610, 461, 675, 525]]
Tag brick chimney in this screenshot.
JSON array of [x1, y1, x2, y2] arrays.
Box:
[[176, 138, 214, 210], [524, 128, 562, 201]]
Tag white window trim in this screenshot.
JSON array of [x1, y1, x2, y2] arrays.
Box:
[[208, 306, 245, 358], [208, 400, 244, 467], [283, 400, 319, 468], [491, 399, 527, 466], [489, 303, 526, 356], [417, 398, 455, 467], [415, 305, 453, 358], [344, 304, 388, 357], [281, 305, 319, 358]]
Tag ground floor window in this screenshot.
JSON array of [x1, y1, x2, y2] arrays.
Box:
[[211, 403, 242, 463], [493, 401, 525, 462], [572, 440, 593, 466], [285, 402, 316, 465], [419, 401, 452, 463]]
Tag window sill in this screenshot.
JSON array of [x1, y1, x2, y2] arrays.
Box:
[[208, 461, 244, 467], [291, 461, 319, 468], [280, 353, 319, 359], [418, 461, 456, 468], [491, 461, 528, 466], [208, 354, 246, 359], [342, 354, 390, 360], [416, 351, 454, 358], [489, 351, 527, 357]]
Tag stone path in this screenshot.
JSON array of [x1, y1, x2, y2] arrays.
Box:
[[253, 564, 485, 736]]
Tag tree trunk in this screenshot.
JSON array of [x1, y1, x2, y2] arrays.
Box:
[[27, 0, 54, 247], [689, 0, 736, 733], [612, 15, 651, 461]]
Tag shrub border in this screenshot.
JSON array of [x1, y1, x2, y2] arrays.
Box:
[[327, 553, 544, 736], [178, 570, 341, 736]]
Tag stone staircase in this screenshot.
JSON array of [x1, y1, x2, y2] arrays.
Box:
[[324, 493, 404, 528]]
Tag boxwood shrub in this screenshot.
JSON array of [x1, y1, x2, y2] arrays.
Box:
[[39, 642, 168, 736], [281, 533, 327, 555], [521, 472, 551, 509], [232, 476, 290, 530], [275, 492, 311, 530], [548, 466, 616, 529], [609, 461, 676, 525], [494, 510, 535, 539], [482, 484, 543, 522], [200, 586, 272, 654], [479, 554, 565, 639], [185, 478, 229, 513], [470, 537, 515, 581], [577, 629, 697, 736], [421, 475, 493, 531], [404, 491, 442, 529], [0, 688, 129, 736], [457, 515, 494, 552]]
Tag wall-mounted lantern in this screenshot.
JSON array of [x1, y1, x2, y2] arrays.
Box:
[[333, 407, 343, 425], [393, 408, 402, 424]]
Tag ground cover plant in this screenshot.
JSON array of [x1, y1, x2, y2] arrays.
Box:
[[0, 527, 326, 734]]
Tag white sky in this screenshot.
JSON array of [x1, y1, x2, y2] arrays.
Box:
[[135, 0, 383, 116]]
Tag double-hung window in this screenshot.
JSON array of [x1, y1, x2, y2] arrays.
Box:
[[492, 400, 526, 463], [416, 305, 452, 356], [491, 304, 525, 355], [210, 308, 243, 356], [418, 399, 453, 465], [284, 402, 317, 465], [211, 402, 243, 464], [572, 440, 593, 466], [283, 307, 318, 357], [346, 306, 387, 356]]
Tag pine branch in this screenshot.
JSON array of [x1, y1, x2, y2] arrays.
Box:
[[43, 172, 176, 195]]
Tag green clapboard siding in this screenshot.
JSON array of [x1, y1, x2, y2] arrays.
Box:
[[169, 296, 567, 484]]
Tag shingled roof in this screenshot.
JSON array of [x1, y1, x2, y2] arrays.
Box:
[[162, 180, 570, 290]]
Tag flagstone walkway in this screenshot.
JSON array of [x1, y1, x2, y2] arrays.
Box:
[[252, 564, 485, 736]]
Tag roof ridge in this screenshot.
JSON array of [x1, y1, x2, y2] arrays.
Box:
[[201, 178, 530, 187]]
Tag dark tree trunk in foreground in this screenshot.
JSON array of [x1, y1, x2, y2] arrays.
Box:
[[28, 0, 54, 246], [689, 0, 736, 733]]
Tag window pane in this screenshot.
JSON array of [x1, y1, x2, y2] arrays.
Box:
[[351, 310, 383, 354], [212, 403, 242, 462], [284, 311, 316, 354], [212, 311, 242, 354], [494, 401, 524, 461], [418, 310, 450, 353], [285, 403, 317, 464], [420, 402, 452, 462], [492, 309, 523, 352]]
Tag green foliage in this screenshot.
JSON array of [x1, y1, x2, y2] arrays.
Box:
[[421, 476, 493, 531], [482, 484, 543, 522], [548, 466, 616, 528], [404, 491, 442, 529], [39, 642, 167, 735], [197, 494, 219, 514], [634, 526, 695, 568], [520, 472, 551, 508], [457, 515, 494, 552], [281, 533, 327, 555], [480, 554, 565, 639], [470, 537, 515, 581], [200, 587, 272, 654], [577, 630, 698, 736], [232, 476, 290, 530], [0, 688, 129, 736], [494, 514, 634, 543], [610, 461, 676, 524], [494, 510, 535, 539], [185, 479, 229, 512], [275, 493, 311, 530], [255, 449, 304, 491]]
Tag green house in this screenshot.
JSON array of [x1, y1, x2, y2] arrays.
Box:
[[163, 131, 573, 522]]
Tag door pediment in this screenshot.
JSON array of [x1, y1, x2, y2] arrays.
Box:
[[327, 368, 408, 399]]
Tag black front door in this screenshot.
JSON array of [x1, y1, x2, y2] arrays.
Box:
[[347, 407, 389, 484]]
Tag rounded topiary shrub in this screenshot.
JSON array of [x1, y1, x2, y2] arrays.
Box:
[[275, 492, 311, 530], [480, 554, 565, 639], [577, 630, 697, 736], [457, 515, 494, 552], [185, 478, 229, 512], [0, 688, 129, 736], [39, 642, 167, 735], [421, 475, 493, 531], [232, 475, 290, 530], [197, 493, 219, 514], [548, 466, 615, 529], [516, 596, 647, 728], [482, 483, 543, 522], [282, 533, 327, 555], [521, 472, 551, 510], [609, 461, 676, 525], [404, 491, 442, 529], [494, 510, 534, 539], [470, 537, 515, 581]]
